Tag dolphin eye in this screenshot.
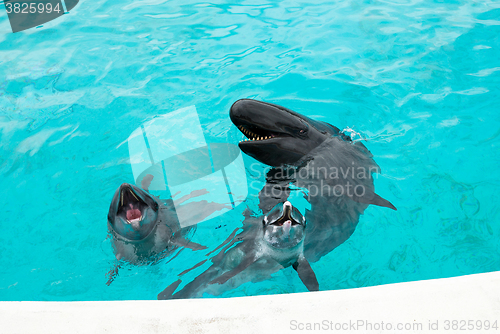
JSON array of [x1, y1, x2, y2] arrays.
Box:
[[297, 121, 309, 136], [298, 128, 308, 137]]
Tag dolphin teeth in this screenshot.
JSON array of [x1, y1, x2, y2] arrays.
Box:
[[126, 216, 143, 224], [129, 190, 139, 201]]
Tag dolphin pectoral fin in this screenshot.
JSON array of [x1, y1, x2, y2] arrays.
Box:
[[182, 239, 208, 251], [157, 279, 183, 300], [179, 259, 208, 277], [206, 227, 240, 257], [171, 234, 208, 251], [353, 192, 397, 211], [293, 256, 319, 292], [209, 256, 256, 285]]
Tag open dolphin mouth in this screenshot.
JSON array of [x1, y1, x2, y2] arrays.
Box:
[[263, 201, 306, 248], [236, 124, 289, 143], [266, 201, 304, 227], [117, 186, 148, 230], [108, 183, 160, 241]]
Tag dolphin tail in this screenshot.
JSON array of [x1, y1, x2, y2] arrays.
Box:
[[293, 256, 319, 292], [157, 279, 183, 300]]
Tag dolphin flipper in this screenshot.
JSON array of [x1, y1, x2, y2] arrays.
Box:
[[171, 231, 208, 251], [293, 256, 319, 292], [206, 227, 240, 257], [158, 279, 183, 300], [180, 239, 208, 251]]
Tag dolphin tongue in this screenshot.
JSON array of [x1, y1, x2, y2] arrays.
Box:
[[126, 204, 142, 221], [283, 220, 292, 237]]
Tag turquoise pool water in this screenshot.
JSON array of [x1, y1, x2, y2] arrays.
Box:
[[1, 0, 499, 301]]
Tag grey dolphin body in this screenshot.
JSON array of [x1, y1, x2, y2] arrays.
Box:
[[107, 183, 206, 265], [158, 201, 319, 300], [230, 99, 396, 262]]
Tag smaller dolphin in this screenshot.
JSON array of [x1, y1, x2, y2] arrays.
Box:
[[107, 183, 206, 283], [158, 201, 319, 300]]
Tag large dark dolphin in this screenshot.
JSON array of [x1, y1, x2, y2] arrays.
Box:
[[107, 183, 206, 283], [230, 99, 396, 262], [157, 201, 319, 300]]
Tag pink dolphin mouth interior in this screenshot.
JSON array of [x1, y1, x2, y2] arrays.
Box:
[[126, 204, 142, 221]]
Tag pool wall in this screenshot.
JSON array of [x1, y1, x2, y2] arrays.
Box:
[[2, 271, 499, 333]]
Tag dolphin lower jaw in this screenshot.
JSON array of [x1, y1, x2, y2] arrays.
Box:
[[127, 217, 143, 231], [111, 207, 158, 242], [263, 227, 305, 250], [238, 143, 304, 167]]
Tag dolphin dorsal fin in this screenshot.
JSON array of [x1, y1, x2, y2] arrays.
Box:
[[354, 192, 397, 211]]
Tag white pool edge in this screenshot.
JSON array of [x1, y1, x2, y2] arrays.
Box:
[[2, 271, 499, 333]]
